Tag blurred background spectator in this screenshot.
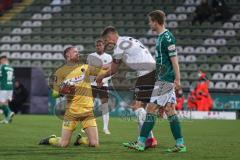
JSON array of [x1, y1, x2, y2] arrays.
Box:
[[9, 80, 29, 114], [187, 71, 213, 111], [192, 0, 212, 24], [175, 87, 185, 110], [0, 0, 22, 16], [211, 0, 232, 21]]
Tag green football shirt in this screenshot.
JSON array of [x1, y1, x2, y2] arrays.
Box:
[[0, 64, 14, 90], [155, 29, 177, 83]]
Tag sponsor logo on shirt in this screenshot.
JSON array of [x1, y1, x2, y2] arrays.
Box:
[[168, 44, 176, 51]]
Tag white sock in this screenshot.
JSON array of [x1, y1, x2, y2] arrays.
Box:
[[134, 108, 146, 133], [134, 108, 154, 138], [101, 103, 109, 131]]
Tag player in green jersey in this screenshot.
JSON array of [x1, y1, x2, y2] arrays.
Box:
[[0, 56, 14, 124], [128, 10, 186, 152]]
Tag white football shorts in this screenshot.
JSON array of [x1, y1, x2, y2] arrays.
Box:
[[0, 90, 13, 102], [150, 81, 176, 107]]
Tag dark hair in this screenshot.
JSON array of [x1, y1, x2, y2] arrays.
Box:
[[63, 46, 74, 59], [101, 26, 118, 38], [148, 10, 166, 25], [95, 39, 104, 45], [0, 55, 8, 60]]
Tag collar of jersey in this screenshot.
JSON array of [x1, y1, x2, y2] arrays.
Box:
[[65, 62, 79, 66], [158, 29, 168, 36]]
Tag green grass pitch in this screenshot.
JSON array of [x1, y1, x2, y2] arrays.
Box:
[[0, 115, 239, 160]]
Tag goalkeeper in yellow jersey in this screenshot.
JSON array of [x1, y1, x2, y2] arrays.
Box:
[[39, 46, 107, 147]]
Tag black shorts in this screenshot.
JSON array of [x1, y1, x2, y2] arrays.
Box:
[[92, 86, 109, 99], [134, 70, 155, 103]]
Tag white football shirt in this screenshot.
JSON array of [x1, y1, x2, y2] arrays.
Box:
[[87, 52, 112, 86], [113, 36, 156, 77]]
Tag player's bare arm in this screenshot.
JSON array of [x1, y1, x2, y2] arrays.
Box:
[[96, 60, 120, 85], [171, 56, 181, 90]]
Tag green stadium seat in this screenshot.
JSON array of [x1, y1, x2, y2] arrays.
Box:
[[61, 37, 73, 43], [210, 64, 221, 71], [21, 60, 31, 67], [5, 20, 22, 26], [31, 60, 42, 68], [52, 36, 62, 43], [187, 64, 198, 71], [11, 60, 21, 67], [94, 21, 104, 27], [104, 13, 113, 19], [181, 72, 188, 79], [218, 46, 229, 53], [102, 6, 111, 12], [199, 64, 210, 71], [185, 55, 196, 62], [229, 47, 240, 53], [206, 73, 212, 79], [179, 21, 191, 28], [179, 29, 190, 35], [14, 13, 32, 19], [189, 72, 198, 80], [220, 55, 231, 62], [43, 69, 52, 77], [84, 28, 94, 35], [52, 28, 62, 34], [191, 29, 202, 36], [181, 81, 190, 88], [202, 29, 213, 36], [0, 27, 12, 34], [228, 39, 240, 45], [42, 36, 53, 43], [208, 55, 221, 62], [42, 61, 53, 68], [42, 28, 52, 33], [212, 22, 222, 28], [53, 61, 64, 68], [115, 20, 124, 27], [179, 63, 186, 70], [197, 55, 207, 62]]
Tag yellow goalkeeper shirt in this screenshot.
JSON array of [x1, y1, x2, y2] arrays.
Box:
[[53, 64, 105, 115]]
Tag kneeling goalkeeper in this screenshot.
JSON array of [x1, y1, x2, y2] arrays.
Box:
[[39, 46, 107, 147]]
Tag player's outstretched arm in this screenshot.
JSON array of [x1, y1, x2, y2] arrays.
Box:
[[96, 61, 119, 84]]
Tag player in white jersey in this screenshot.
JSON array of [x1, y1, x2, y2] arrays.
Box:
[[96, 26, 157, 148], [87, 39, 112, 134]]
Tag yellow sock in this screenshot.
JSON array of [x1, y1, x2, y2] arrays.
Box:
[[49, 137, 61, 146], [78, 137, 89, 145]]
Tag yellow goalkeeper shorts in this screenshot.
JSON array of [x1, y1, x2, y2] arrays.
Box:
[[62, 110, 97, 131]]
